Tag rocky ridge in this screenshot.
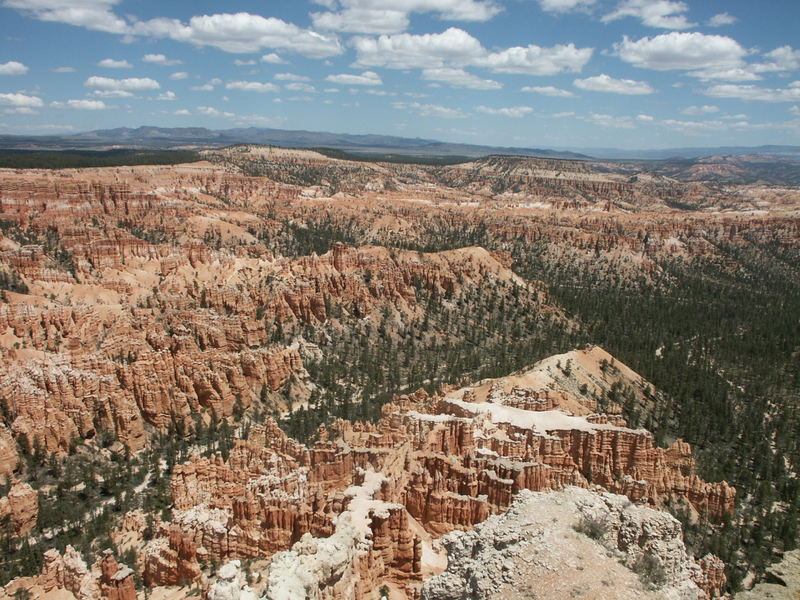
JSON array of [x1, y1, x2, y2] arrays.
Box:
[[422, 486, 725, 600], [129, 347, 732, 600]]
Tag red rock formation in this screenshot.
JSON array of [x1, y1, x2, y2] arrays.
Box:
[[98, 551, 136, 600], [0, 479, 38, 534]]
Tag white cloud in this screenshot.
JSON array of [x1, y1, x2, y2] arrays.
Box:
[[422, 67, 500, 89], [521, 85, 576, 97], [191, 78, 222, 91], [225, 80, 280, 93], [51, 99, 109, 110], [353, 28, 485, 70], [142, 53, 182, 65], [157, 91, 177, 100], [312, 8, 410, 34], [573, 74, 655, 95], [311, 0, 501, 34], [791, 105, 800, 116], [52, 66, 76, 73], [688, 67, 760, 82], [0, 92, 43, 107], [274, 73, 311, 81], [85, 75, 160, 91], [173, 109, 191, 115], [134, 13, 343, 58], [170, 71, 188, 80], [90, 89, 133, 98], [603, 0, 694, 29], [614, 32, 747, 72], [3, 106, 37, 115], [6, 4, 337, 58], [754, 46, 800, 73], [478, 43, 593, 75], [583, 112, 636, 128], [98, 58, 131, 68], [704, 83, 800, 103], [708, 12, 736, 27], [475, 105, 533, 118], [392, 101, 466, 118], [234, 59, 256, 66], [325, 71, 383, 85], [0, 61, 28, 75], [4, 0, 128, 34], [197, 105, 235, 118], [261, 53, 286, 64], [537, 0, 596, 13], [286, 82, 316, 92], [681, 104, 719, 115], [636, 113, 654, 121], [353, 27, 592, 75]]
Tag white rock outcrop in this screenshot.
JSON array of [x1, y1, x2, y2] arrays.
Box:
[[422, 486, 713, 600]]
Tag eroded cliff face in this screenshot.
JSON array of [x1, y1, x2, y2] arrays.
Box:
[[131, 347, 732, 600]]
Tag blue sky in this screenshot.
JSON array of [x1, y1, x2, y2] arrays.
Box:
[[0, 0, 799, 149]]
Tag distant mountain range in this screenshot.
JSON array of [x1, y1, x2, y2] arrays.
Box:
[[0, 125, 799, 161]]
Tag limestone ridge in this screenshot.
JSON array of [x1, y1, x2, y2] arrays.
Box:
[[422, 487, 725, 600]]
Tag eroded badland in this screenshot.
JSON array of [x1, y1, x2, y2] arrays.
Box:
[[0, 147, 798, 600]]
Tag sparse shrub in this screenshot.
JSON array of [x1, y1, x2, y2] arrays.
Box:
[[573, 515, 608, 540]]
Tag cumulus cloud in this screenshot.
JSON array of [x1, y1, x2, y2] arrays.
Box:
[[521, 85, 576, 97], [688, 67, 760, 82], [353, 28, 484, 69], [52, 66, 76, 73], [98, 58, 132, 68], [707, 12, 736, 27], [754, 46, 800, 73], [191, 78, 222, 91], [3, 106, 37, 115], [573, 74, 654, 95], [90, 89, 133, 98], [537, 0, 596, 13], [197, 105, 235, 118], [311, 0, 501, 34], [704, 82, 800, 103], [51, 99, 109, 110], [614, 32, 747, 72], [603, 0, 694, 29], [475, 105, 533, 117], [353, 27, 592, 76], [261, 53, 286, 64], [6, 3, 341, 58], [4, 0, 128, 33], [85, 76, 160, 91], [134, 13, 343, 58], [285, 82, 316, 92], [478, 43, 593, 75], [170, 71, 188, 80], [143, 53, 182, 65], [325, 71, 383, 85], [274, 73, 311, 81], [225, 80, 280, 92], [312, 8, 410, 34], [422, 67, 500, 89], [583, 112, 636, 128], [681, 105, 719, 115], [0, 61, 28, 75], [392, 101, 466, 118], [0, 92, 43, 107], [156, 91, 177, 100]]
